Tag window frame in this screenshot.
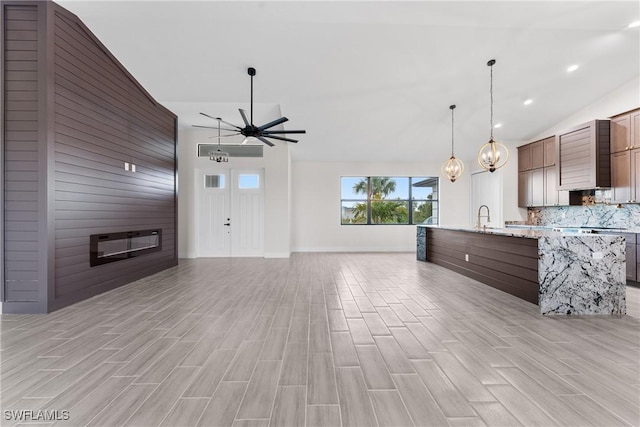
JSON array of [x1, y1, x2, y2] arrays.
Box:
[[340, 176, 439, 225]]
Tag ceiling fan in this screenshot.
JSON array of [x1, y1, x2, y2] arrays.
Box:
[[194, 67, 306, 147]]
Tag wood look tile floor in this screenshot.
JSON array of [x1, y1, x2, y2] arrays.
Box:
[[1, 253, 639, 427]]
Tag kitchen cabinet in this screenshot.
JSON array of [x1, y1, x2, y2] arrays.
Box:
[[557, 119, 611, 191], [610, 109, 640, 203], [531, 140, 544, 169], [544, 167, 569, 206], [518, 144, 531, 172], [518, 136, 567, 207], [518, 169, 544, 208], [543, 137, 556, 167]]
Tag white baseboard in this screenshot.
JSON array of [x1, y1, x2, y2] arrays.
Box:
[[264, 252, 291, 258], [292, 246, 414, 253]]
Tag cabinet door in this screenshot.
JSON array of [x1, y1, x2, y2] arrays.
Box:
[[557, 126, 593, 190], [630, 110, 640, 149], [543, 137, 556, 167], [518, 145, 531, 172], [518, 171, 530, 207], [531, 168, 545, 207], [632, 148, 640, 203], [611, 150, 631, 203], [544, 167, 557, 206], [610, 114, 631, 153], [531, 141, 544, 169]]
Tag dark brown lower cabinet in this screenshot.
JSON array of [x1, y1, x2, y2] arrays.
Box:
[[424, 228, 539, 304]]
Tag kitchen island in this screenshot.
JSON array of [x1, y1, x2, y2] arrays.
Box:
[[417, 225, 626, 315]]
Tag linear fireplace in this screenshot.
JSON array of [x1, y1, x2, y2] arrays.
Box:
[[90, 229, 162, 267]]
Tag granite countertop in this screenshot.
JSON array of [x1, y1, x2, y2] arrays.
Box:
[[416, 224, 631, 239]]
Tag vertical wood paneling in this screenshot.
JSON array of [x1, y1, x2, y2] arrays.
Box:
[[3, 4, 40, 302]]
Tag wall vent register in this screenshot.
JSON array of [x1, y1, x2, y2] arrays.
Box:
[[90, 229, 161, 267]]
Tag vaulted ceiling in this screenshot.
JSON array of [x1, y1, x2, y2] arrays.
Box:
[[58, 0, 640, 162]]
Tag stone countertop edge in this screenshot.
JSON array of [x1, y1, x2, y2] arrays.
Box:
[[415, 225, 636, 240]]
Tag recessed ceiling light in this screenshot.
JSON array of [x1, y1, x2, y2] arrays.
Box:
[[524, 99, 533, 106], [494, 123, 502, 129], [628, 20, 640, 29], [567, 64, 579, 72]]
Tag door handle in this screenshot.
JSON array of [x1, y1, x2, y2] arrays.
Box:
[[224, 223, 231, 226]]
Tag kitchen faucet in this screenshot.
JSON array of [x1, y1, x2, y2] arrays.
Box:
[[476, 205, 491, 229]]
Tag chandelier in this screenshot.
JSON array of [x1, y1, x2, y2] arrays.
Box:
[[477, 59, 509, 172], [441, 104, 464, 182], [209, 118, 229, 163]]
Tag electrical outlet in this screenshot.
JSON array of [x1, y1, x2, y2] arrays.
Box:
[[465, 254, 469, 262], [592, 252, 603, 260]]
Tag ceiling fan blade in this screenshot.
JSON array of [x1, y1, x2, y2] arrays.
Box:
[[199, 112, 242, 130], [257, 116, 289, 131], [256, 136, 275, 147], [261, 134, 298, 143], [208, 134, 241, 138], [193, 125, 239, 132], [239, 109, 250, 126], [262, 129, 306, 135]]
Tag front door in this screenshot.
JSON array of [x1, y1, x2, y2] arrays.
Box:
[[197, 169, 264, 257]]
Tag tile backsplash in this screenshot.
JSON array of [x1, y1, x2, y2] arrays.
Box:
[[528, 204, 640, 230]]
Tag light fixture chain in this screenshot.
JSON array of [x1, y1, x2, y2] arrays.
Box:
[[451, 106, 455, 157], [217, 119, 221, 147], [250, 74, 254, 125], [490, 63, 494, 140]]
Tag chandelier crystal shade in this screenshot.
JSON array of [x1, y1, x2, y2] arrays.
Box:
[[477, 59, 509, 172], [441, 104, 464, 183], [209, 118, 229, 163]]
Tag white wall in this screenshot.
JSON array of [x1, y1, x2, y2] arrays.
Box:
[[531, 77, 640, 141], [291, 161, 470, 252]]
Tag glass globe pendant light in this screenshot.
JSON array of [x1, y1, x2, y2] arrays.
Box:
[[209, 118, 229, 163], [477, 59, 509, 172], [441, 104, 464, 182]]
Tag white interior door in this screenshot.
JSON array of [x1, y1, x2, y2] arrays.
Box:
[[198, 171, 231, 257], [197, 169, 264, 257], [231, 170, 264, 257]]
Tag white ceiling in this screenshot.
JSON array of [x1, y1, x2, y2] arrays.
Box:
[[57, 0, 640, 162]]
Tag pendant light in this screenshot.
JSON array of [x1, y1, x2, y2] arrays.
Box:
[[441, 104, 464, 182], [477, 59, 509, 172], [209, 118, 229, 163]]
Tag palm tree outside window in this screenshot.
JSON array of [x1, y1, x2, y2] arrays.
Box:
[[341, 176, 438, 225]]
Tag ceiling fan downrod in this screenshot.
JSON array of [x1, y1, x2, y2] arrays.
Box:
[[248, 67, 256, 126]]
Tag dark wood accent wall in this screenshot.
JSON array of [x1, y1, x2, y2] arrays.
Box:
[[2, 1, 178, 313], [2, 3, 44, 310], [424, 228, 539, 305]]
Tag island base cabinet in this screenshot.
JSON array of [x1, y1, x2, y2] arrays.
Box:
[[424, 228, 539, 304]]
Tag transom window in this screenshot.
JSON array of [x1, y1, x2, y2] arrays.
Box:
[[340, 176, 439, 225]]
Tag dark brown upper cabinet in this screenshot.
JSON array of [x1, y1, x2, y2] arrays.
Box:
[[517, 136, 567, 207], [543, 137, 556, 167], [518, 144, 531, 172], [610, 109, 640, 203], [556, 120, 611, 191]]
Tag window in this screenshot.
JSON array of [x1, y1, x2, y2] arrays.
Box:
[[238, 174, 260, 189], [204, 174, 225, 188], [341, 176, 438, 225]]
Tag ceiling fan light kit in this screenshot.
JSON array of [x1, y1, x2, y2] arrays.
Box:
[[477, 59, 509, 172], [441, 104, 464, 183], [195, 66, 306, 149]]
